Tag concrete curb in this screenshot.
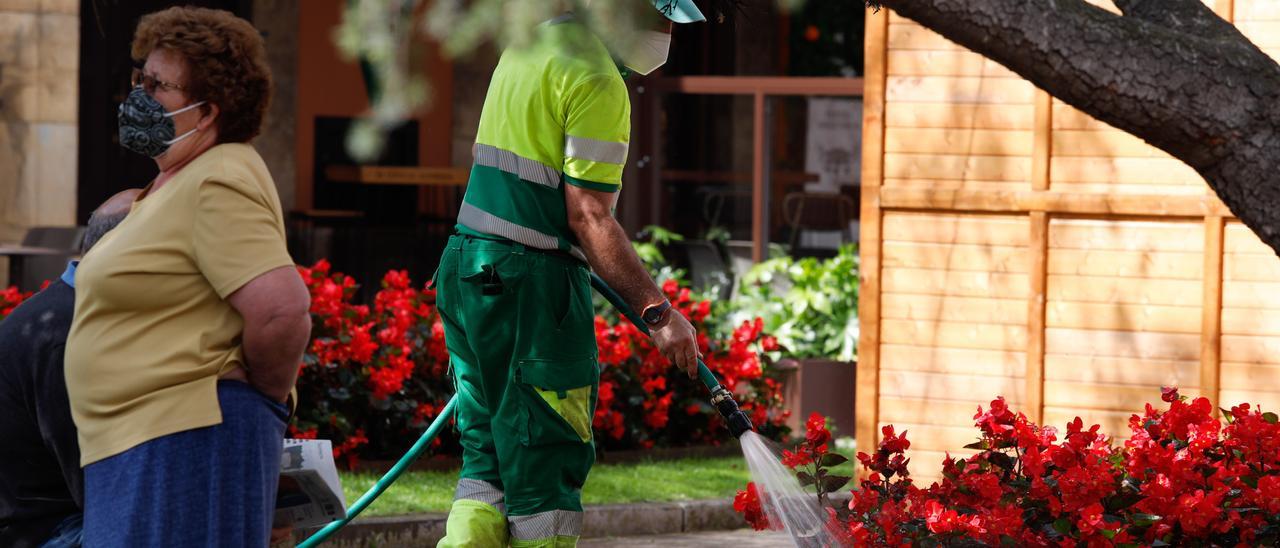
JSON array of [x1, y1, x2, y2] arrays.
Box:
[[298, 498, 744, 547]]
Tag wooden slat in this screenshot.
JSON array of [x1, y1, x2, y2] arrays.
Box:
[[1217, 390, 1280, 410], [884, 154, 1032, 181], [1234, 0, 1280, 21], [885, 102, 1034, 130], [883, 178, 1028, 191], [1027, 211, 1048, 424], [1048, 249, 1204, 280], [857, 5, 889, 476], [883, 212, 1028, 245], [880, 319, 1028, 351], [1224, 222, 1276, 254], [882, 242, 1028, 272], [886, 50, 1018, 77], [882, 267, 1029, 298], [880, 188, 1231, 218], [884, 128, 1033, 156], [880, 344, 1026, 377], [1046, 302, 1202, 334], [1220, 362, 1280, 391], [882, 422, 991, 453], [887, 23, 964, 50], [1051, 130, 1167, 158], [1223, 280, 1280, 309], [1214, 0, 1234, 21], [1032, 91, 1052, 191], [1238, 22, 1280, 47], [1052, 103, 1114, 130], [886, 76, 1037, 104], [1220, 308, 1280, 336], [1050, 157, 1204, 185], [1221, 334, 1280, 365], [882, 294, 1028, 325], [1044, 354, 1200, 387], [1042, 408, 1136, 438], [1045, 328, 1201, 361], [879, 397, 986, 428], [1048, 275, 1203, 306], [1044, 381, 1176, 410], [1202, 216, 1225, 416], [1050, 219, 1205, 252], [1048, 182, 1207, 196], [1224, 253, 1280, 282]]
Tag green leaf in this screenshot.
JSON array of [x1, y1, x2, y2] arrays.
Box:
[[1243, 475, 1260, 489], [1104, 493, 1144, 512], [1264, 412, 1279, 424], [964, 441, 988, 450], [988, 451, 1014, 471], [1221, 407, 1236, 424], [797, 471, 815, 487], [1052, 518, 1072, 535], [1131, 513, 1162, 527], [821, 475, 852, 493], [821, 453, 850, 467], [1101, 529, 1118, 540]]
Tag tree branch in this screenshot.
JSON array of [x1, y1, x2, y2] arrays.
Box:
[[1113, 0, 1255, 46]]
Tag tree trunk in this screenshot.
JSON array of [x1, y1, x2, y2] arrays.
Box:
[[873, 0, 1280, 254]]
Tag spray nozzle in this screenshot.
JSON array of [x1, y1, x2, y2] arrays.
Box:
[[711, 386, 754, 438]]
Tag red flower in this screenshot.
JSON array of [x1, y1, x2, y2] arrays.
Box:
[[1161, 386, 1180, 403], [805, 412, 831, 447], [733, 482, 772, 531], [782, 447, 813, 469]]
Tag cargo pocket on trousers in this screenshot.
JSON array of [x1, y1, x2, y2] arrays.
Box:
[[516, 358, 598, 445]]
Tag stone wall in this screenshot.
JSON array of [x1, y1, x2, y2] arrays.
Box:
[[0, 0, 79, 287]]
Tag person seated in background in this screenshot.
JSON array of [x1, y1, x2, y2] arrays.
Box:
[[0, 190, 140, 548]]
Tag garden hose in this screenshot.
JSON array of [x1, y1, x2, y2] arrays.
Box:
[[296, 273, 752, 547], [296, 396, 458, 548]]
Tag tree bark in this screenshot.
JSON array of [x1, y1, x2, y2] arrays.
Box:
[[874, 0, 1280, 253]]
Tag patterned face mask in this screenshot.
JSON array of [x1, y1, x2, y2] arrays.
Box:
[[117, 86, 206, 158]]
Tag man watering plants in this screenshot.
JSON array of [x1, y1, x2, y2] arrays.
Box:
[[433, 1, 722, 546]]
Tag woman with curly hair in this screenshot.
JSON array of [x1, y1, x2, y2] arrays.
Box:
[[65, 7, 309, 546]]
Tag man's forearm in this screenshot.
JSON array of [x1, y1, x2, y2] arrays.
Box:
[[574, 215, 667, 316], [243, 312, 310, 403]]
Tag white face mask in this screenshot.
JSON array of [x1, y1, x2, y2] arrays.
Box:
[[620, 30, 671, 76]]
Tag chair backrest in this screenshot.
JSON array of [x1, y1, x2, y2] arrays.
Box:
[[682, 240, 733, 301], [21, 226, 84, 251], [15, 226, 83, 290]]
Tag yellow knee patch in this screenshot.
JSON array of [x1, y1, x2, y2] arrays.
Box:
[[437, 499, 508, 548]]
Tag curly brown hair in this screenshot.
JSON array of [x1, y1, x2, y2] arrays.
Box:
[[131, 7, 271, 143]]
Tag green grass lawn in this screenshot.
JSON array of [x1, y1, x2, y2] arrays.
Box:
[[338, 453, 858, 517]]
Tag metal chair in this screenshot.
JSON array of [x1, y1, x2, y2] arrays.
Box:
[[3, 227, 84, 290], [782, 192, 856, 255]]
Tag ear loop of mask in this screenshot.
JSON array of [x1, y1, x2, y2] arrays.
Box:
[[162, 100, 207, 146]]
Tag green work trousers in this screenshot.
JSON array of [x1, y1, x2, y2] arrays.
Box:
[[433, 233, 599, 548]]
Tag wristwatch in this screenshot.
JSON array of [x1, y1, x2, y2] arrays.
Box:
[[641, 300, 672, 327]]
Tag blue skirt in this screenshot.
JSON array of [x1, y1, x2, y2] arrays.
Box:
[[83, 381, 288, 548]]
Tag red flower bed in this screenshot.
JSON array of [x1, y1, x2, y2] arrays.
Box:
[[737, 387, 1280, 546], [1, 286, 32, 320], [294, 260, 454, 467], [298, 262, 790, 465]]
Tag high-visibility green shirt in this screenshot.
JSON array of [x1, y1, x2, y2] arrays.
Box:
[[457, 15, 630, 261]]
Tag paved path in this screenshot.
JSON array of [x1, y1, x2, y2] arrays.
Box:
[[581, 529, 793, 547]]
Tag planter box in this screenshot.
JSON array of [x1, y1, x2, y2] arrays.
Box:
[[776, 358, 856, 440]]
